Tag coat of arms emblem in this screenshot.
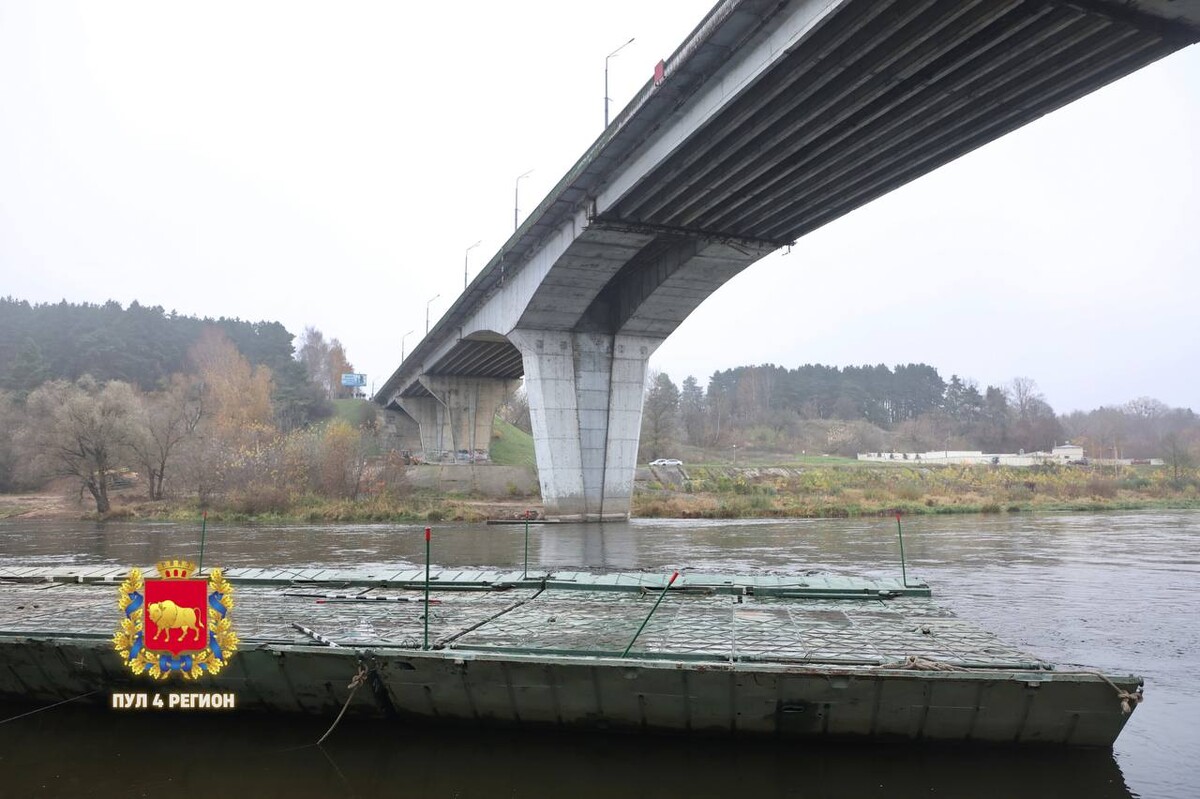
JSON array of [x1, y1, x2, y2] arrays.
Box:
[[113, 560, 238, 680]]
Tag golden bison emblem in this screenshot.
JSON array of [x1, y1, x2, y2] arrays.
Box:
[[148, 599, 204, 643]]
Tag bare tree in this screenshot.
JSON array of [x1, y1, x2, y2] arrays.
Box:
[[639, 371, 680, 461], [1124, 396, 1169, 420], [128, 375, 205, 500], [0, 392, 24, 492], [707, 380, 733, 447], [1161, 430, 1198, 483], [498, 385, 532, 434], [1007, 377, 1043, 420], [298, 326, 332, 397], [18, 377, 138, 513]]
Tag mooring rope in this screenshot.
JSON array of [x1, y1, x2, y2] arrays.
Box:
[[1089, 671, 1145, 715], [1001, 663, 1144, 716], [0, 689, 98, 726], [315, 664, 369, 746]]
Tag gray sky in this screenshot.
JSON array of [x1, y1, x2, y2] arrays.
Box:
[[2, 1, 1197, 414]]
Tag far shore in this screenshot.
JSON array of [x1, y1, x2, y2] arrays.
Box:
[[2, 460, 1197, 524]]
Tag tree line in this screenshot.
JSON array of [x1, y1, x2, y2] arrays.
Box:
[[0, 298, 383, 508], [637, 363, 1199, 469]]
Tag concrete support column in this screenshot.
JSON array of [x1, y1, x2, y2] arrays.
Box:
[[378, 407, 422, 452], [417, 376, 518, 462], [395, 396, 449, 460], [510, 329, 661, 521]]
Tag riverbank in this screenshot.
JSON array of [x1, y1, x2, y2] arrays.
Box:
[[0, 491, 541, 524], [632, 462, 1200, 518], [3, 462, 1196, 523]]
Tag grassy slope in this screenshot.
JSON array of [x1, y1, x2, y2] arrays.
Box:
[[332, 398, 375, 427], [490, 418, 536, 467]]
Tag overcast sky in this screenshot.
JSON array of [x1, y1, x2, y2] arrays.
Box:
[[2, 1, 1197, 414]]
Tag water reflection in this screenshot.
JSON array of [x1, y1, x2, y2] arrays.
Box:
[[0, 704, 1134, 799]]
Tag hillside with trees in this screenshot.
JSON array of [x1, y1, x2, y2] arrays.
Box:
[[0, 298, 383, 512], [0, 297, 328, 427]]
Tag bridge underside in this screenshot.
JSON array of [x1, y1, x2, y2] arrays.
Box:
[[379, 0, 1197, 521], [606, 0, 1186, 242]]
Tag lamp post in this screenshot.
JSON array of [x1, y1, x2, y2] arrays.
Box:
[[605, 37, 635, 128], [425, 294, 440, 336], [400, 329, 414, 361], [514, 169, 532, 232], [463, 240, 481, 290]]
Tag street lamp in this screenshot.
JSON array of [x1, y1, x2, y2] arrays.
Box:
[[513, 167, 532, 230], [463, 240, 481, 290], [425, 294, 440, 335], [400, 329, 414, 361], [514, 169, 533, 232], [605, 37, 635, 127]]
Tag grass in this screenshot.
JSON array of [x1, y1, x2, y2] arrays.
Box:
[[634, 462, 1200, 519], [490, 418, 536, 467], [331, 398, 376, 428], [90, 492, 512, 524]]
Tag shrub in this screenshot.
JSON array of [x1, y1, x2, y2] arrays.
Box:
[[228, 485, 291, 515]]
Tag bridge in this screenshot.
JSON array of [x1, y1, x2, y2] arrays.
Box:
[[376, 0, 1199, 521]]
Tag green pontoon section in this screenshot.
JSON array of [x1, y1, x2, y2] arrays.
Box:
[[0, 567, 1141, 746]]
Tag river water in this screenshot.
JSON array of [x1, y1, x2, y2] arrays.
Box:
[[0, 510, 1196, 798]]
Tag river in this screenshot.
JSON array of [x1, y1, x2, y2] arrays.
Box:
[[0, 510, 1196, 798]]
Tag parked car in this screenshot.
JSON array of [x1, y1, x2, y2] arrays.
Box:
[[649, 458, 683, 467]]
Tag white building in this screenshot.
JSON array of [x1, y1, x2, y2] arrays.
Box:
[[858, 443, 1088, 467]]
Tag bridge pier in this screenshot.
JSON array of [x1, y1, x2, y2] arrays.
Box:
[[377, 407, 422, 453], [394, 396, 448, 460], [399, 376, 516, 462], [511, 329, 660, 521]]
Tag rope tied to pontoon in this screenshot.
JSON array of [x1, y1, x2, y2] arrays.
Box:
[[1095, 672, 1144, 715], [0, 690, 98, 726], [315, 664, 370, 746]]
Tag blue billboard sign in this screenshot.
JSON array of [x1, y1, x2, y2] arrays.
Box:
[[340, 373, 366, 387]]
